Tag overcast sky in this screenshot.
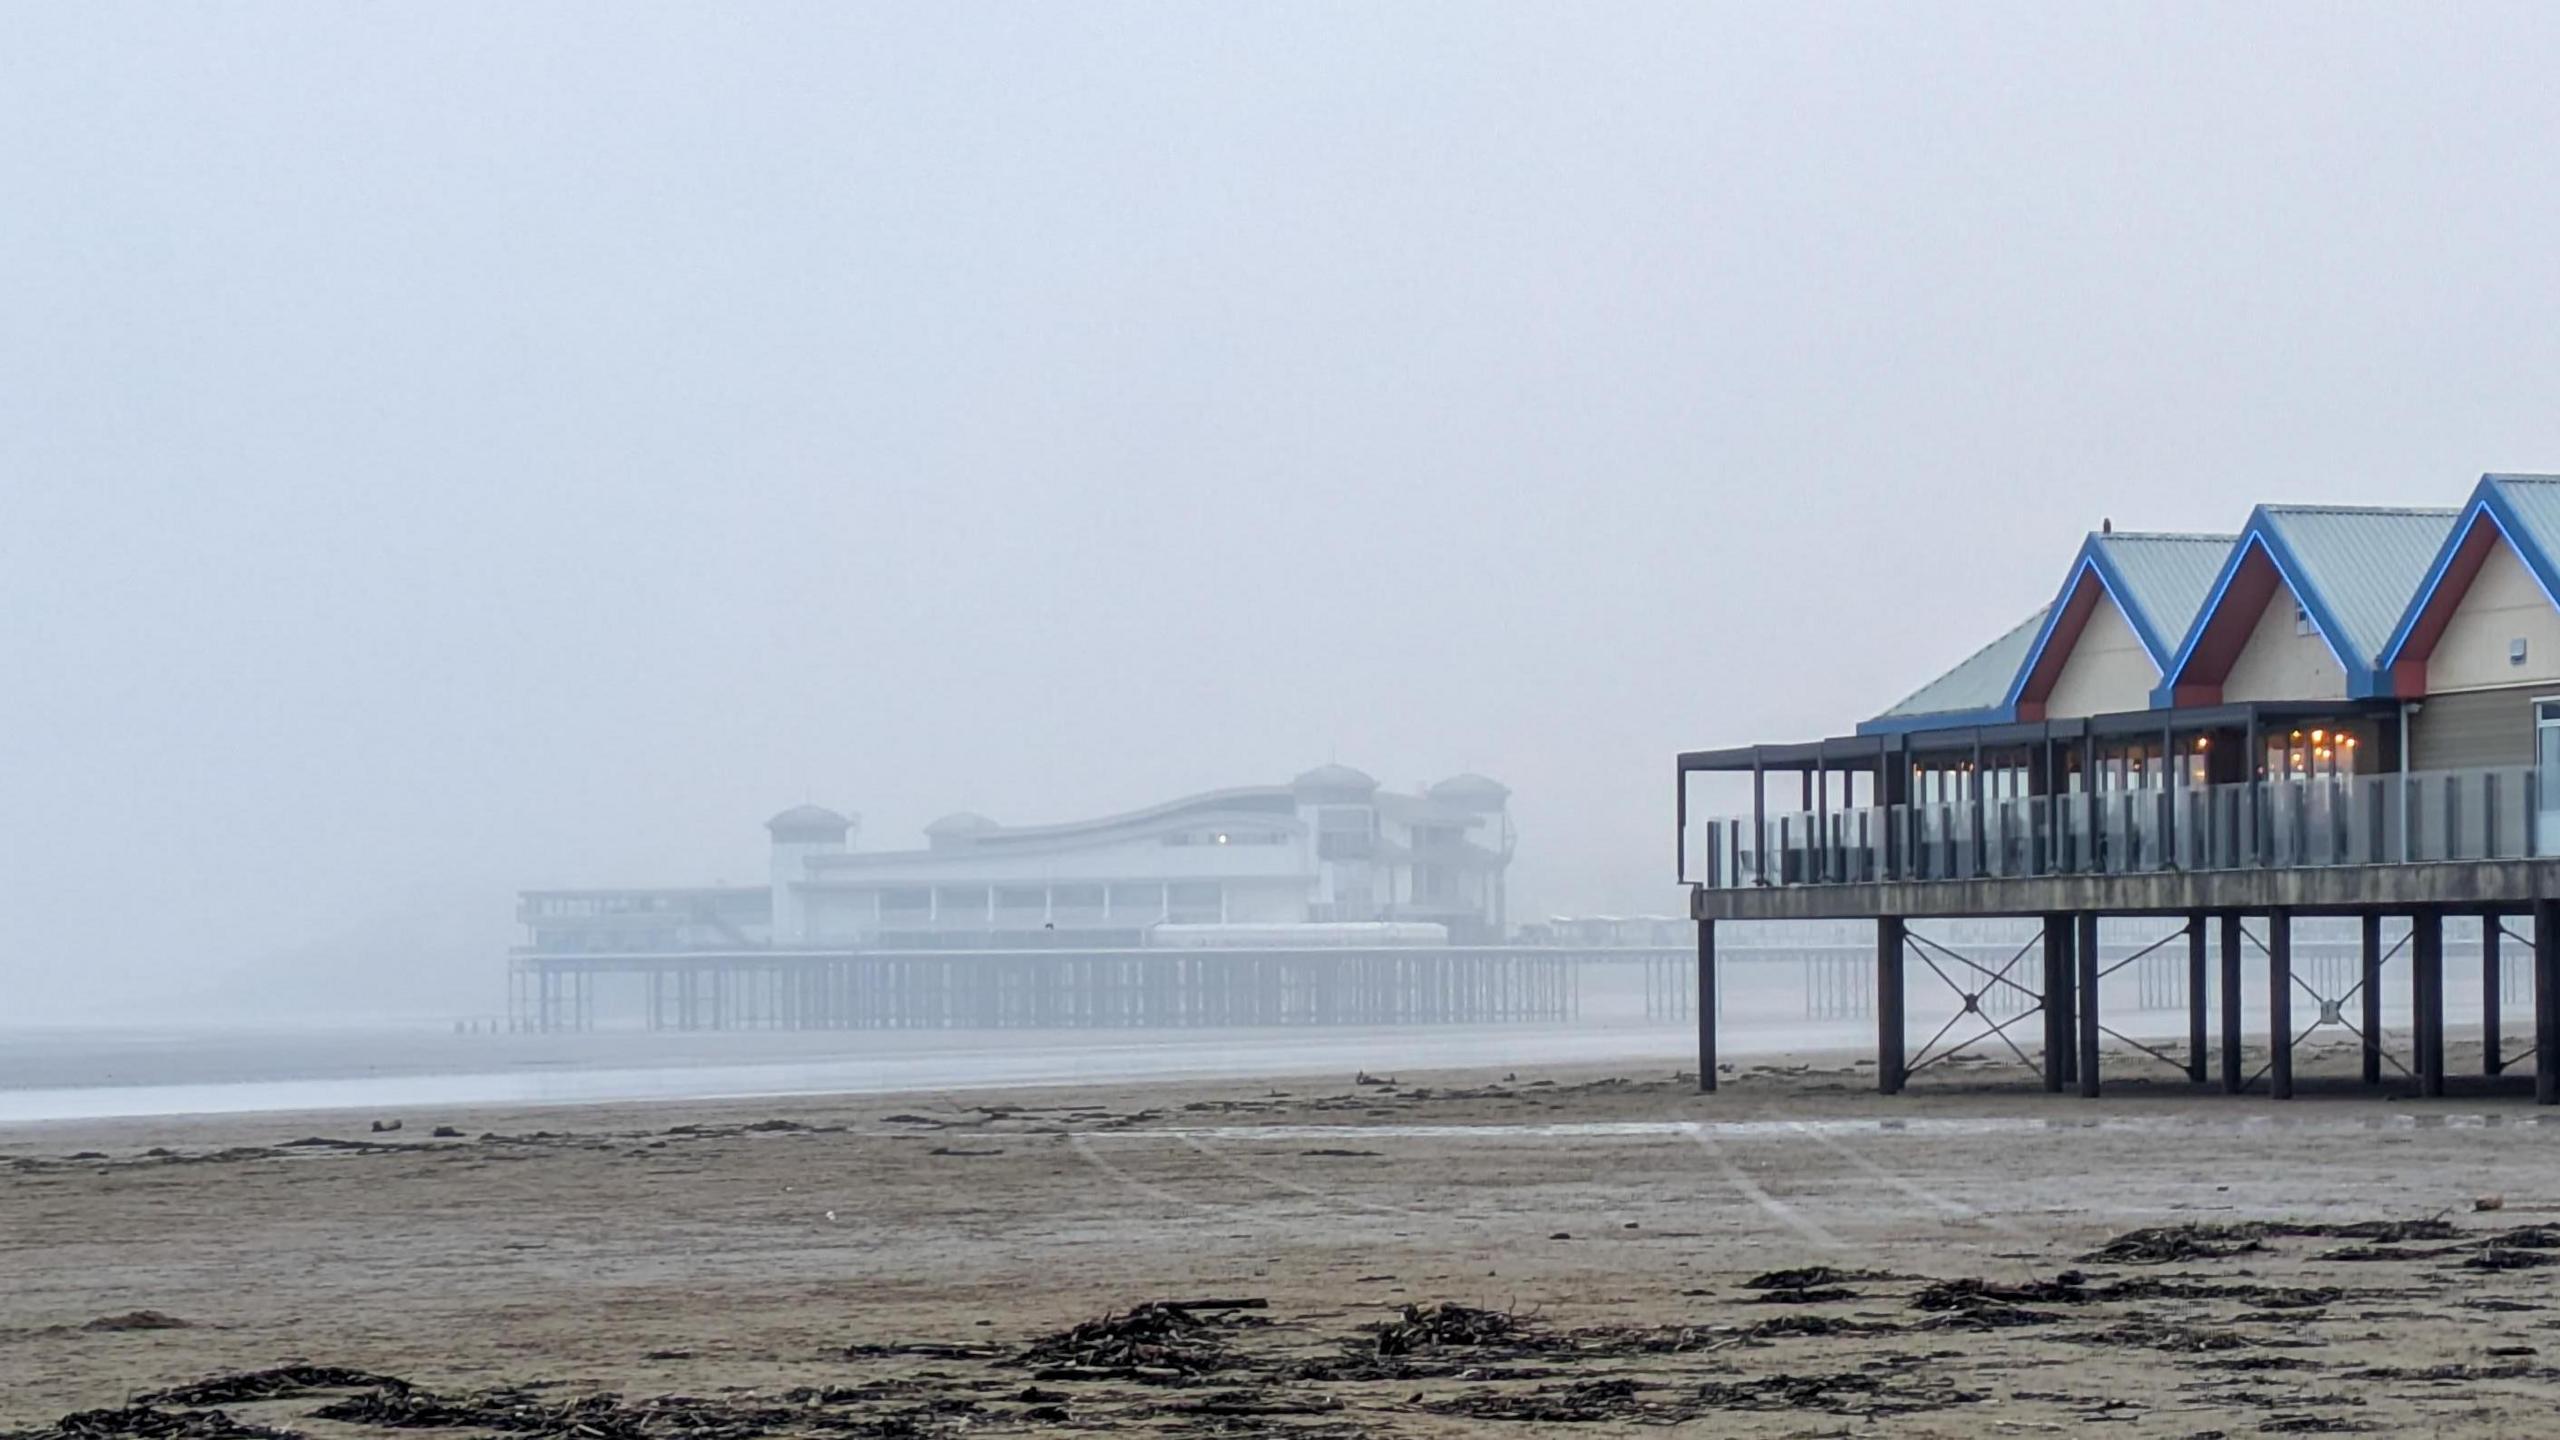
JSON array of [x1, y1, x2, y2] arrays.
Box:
[[9, 5, 2560, 1016]]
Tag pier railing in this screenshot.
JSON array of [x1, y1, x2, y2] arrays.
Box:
[[1686, 764, 2545, 889]]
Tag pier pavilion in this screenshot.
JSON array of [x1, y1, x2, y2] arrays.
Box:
[[1678, 474, 2560, 1102]]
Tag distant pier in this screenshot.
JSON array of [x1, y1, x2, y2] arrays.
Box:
[[507, 944, 1601, 1033]]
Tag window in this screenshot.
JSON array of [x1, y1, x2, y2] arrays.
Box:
[[1317, 807, 1375, 861], [2294, 604, 2315, 637], [1051, 884, 1106, 912], [935, 886, 990, 921], [880, 887, 930, 916], [1109, 883, 1162, 918], [994, 886, 1046, 913]]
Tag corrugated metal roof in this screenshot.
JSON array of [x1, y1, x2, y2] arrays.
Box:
[[2260, 505, 2458, 667], [2486, 475, 2560, 561], [2092, 532, 2234, 663], [1874, 607, 2049, 719]]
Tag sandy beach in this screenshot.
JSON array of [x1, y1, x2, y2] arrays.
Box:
[[7, 1034, 2560, 1438]]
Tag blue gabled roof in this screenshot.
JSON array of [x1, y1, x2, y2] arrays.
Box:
[[2155, 504, 2456, 703], [2376, 475, 2560, 678], [2001, 530, 2233, 710], [2263, 506, 2458, 667]]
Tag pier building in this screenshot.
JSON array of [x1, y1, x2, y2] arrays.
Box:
[[1678, 473, 2560, 1102]]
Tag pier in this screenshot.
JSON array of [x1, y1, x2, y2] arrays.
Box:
[[508, 944, 1590, 1033], [1681, 745, 2560, 1101]]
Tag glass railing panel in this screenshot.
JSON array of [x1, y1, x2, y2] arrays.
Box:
[[1680, 762, 2544, 890]]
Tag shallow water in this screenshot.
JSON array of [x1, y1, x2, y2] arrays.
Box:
[[0, 1020, 1733, 1124], [0, 948, 2486, 1125]]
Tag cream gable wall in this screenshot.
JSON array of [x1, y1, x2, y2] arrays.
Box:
[[2045, 595, 2158, 719], [2222, 586, 2346, 702], [2429, 538, 2560, 693]]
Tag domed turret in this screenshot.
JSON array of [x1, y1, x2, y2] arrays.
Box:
[[1428, 773, 1510, 809], [766, 804, 855, 946], [766, 803, 855, 842], [1290, 763, 1379, 801], [924, 811, 999, 848]]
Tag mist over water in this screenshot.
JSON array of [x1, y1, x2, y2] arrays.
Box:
[[11, 8, 2560, 1107]]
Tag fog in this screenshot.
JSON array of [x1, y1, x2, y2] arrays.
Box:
[[9, 5, 2560, 1020]]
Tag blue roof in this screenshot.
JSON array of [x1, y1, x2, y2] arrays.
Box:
[[1858, 607, 2049, 735], [2000, 531, 2234, 711], [2376, 475, 2560, 678], [2155, 504, 2455, 702]]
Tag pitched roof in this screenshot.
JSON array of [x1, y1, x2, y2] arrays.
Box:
[[1863, 607, 2049, 729], [2157, 504, 2459, 702], [2488, 468, 2560, 563], [2257, 505, 2459, 667], [2004, 529, 2239, 717], [2088, 531, 2234, 664], [2377, 475, 2560, 687]]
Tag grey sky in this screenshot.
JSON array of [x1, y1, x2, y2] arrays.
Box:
[[9, 5, 2560, 1015]]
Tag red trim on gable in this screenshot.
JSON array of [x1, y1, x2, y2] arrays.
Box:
[[2014, 571, 2106, 706], [2173, 547, 2285, 704], [2390, 514, 2502, 692]]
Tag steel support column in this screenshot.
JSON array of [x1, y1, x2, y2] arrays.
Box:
[[2414, 909, 2446, 1098], [2076, 911, 2101, 1098], [2042, 913, 2069, 1093], [1878, 917, 1906, 1095], [2360, 913, 2383, 1086], [2186, 913, 2207, 1083], [1696, 918, 1717, 1093], [2056, 915, 2079, 1085], [2536, 897, 2560, 1106], [2220, 912, 2244, 1094], [2268, 908, 2293, 1101], [2484, 914, 2502, 1078]]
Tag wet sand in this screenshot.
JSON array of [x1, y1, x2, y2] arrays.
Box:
[[6, 1033, 2560, 1437]]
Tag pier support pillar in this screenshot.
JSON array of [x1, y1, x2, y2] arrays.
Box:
[[2076, 911, 2101, 1098], [2056, 916, 2079, 1086], [2414, 909, 2446, 1098], [2359, 913, 2383, 1087], [2268, 909, 2293, 1101], [2484, 914, 2503, 1078], [2535, 897, 2560, 1106], [1696, 918, 1717, 1093], [1877, 917, 1906, 1095], [2186, 913, 2207, 1084], [2220, 913, 2244, 1094], [2041, 914, 2069, 1093]]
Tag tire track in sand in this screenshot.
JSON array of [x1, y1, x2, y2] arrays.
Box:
[[1782, 1119, 2032, 1241], [1068, 1132, 1231, 1213], [1683, 1124, 1840, 1249]]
